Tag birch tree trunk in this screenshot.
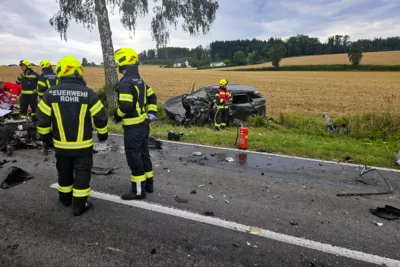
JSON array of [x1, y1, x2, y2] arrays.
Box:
[[95, 0, 118, 108]]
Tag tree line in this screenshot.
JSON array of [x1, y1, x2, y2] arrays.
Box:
[[138, 35, 400, 67]]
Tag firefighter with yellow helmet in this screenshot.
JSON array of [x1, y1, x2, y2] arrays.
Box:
[[37, 60, 59, 98], [36, 55, 109, 216], [16, 60, 40, 119], [113, 47, 158, 200], [214, 78, 232, 130]]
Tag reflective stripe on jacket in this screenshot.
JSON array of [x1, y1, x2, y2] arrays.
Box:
[[38, 67, 59, 98], [16, 69, 39, 94], [116, 66, 157, 126], [36, 76, 108, 155], [215, 87, 232, 109]]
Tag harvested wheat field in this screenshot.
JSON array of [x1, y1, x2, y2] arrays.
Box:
[[220, 51, 400, 70], [1, 64, 399, 117]]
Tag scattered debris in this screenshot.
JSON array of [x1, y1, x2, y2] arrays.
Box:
[[225, 157, 234, 162], [208, 195, 214, 199], [250, 227, 261, 234], [210, 153, 216, 156], [370, 205, 400, 220], [198, 184, 205, 188], [225, 200, 230, 204], [301, 253, 331, 267], [148, 136, 163, 149], [150, 248, 157, 255], [0, 159, 11, 168], [323, 114, 349, 135], [192, 152, 202, 156], [255, 149, 270, 153], [175, 196, 189, 203], [91, 167, 116, 175], [373, 221, 383, 227], [336, 166, 394, 197], [168, 131, 184, 141], [355, 176, 378, 186], [232, 243, 240, 248], [190, 190, 197, 194], [396, 151, 400, 165], [0, 166, 33, 189], [106, 247, 125, 253], [203, 211, 214, 216], [290, 220, 298, 226]]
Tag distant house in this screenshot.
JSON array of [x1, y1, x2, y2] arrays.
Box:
[[210, 61, 226, 67], [173, 59, 191, 68]]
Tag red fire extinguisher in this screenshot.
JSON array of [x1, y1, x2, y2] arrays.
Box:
[[235, 124, 249, 150]]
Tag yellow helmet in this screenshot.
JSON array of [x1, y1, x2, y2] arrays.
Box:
[[114, 48, 139, 66], [219, 79, 228, 87], [19, 60, 32, 69], [55, 56, 84, 78], [40, 60, 52, 69]]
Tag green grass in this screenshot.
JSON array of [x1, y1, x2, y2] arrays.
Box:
[[228, 64, 400, 72], [105, 106, 400, 169]]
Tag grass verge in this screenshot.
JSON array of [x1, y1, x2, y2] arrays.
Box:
[[105, 106, 400, 169]]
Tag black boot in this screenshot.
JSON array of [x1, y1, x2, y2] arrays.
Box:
[[121, 181, 146, 200], [73, 197, 92, 216], [146, 178, 154, 193], [59, 192, 72, 206]]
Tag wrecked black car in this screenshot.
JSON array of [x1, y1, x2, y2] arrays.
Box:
[[164, 84, 266, 126], [0, 118, 41, 156]]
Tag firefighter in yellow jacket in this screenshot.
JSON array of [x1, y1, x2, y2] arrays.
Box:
[[36, 56, 109, 216], [37, 60, 59, 98], [16, 60, 40, 119], [113, 47, 158, 200]]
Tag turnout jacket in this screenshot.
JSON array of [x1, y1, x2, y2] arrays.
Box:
[[116, 65, 157, 126], [37, 67, 59, 98], [215, 87, 232, 109], [36, 76, 108, 155], [16, 69, 40, 95]]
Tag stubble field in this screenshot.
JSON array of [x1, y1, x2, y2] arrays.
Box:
[[222, 51, 400, 70], [1, 64, 399, 117]]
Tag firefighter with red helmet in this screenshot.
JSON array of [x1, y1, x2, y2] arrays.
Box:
[[36, 56, 108, 216], [214, 79, 232, 130], [113, 47, 158, 200], [16, 60, 40, 119]]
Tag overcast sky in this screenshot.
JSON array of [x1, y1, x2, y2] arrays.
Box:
[[0, 0, 399, 65]]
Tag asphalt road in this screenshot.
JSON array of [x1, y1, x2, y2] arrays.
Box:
[[0, 134, 399, 267]]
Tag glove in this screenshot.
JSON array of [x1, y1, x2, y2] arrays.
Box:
[[98, 132, 108, 142], [225, 101, 229, 105], [113, 111, 122, 124], [148, 113, 157, 121]]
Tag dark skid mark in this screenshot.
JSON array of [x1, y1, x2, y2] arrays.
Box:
[[0, 166, 34, 189]]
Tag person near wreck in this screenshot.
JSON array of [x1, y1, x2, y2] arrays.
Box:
[[37, 60, 59, 99], [16, 60, 40, 119], [214, 79, 232, 130], [0, 78, 21, 105], [36, 56, 109, 216], [113, 47, 158, 200]]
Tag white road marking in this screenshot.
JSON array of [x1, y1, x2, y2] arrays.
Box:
[[107, 133, 400, 173], [50, 183, 400, 267]]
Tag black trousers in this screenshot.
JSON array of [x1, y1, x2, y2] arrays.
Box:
[[20, 94, 37, 118], [123, 121, 153, 186], [215, 107, 229, 127], [56, 153, 93, 207]]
